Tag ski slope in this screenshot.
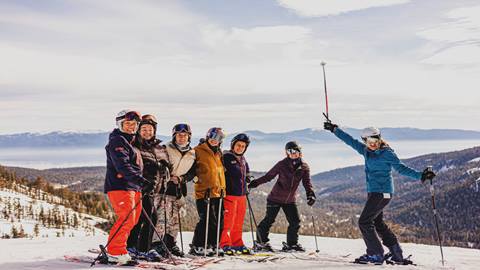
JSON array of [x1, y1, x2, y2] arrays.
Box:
[[0, 232, 478, 270]]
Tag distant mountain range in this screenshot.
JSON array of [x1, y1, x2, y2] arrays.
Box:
[[1, 127, 480, 147]]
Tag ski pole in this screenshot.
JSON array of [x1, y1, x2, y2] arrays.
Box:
[[321, 62, 331, 122], [204, 188, 211, 257], [311, 206, 319, 253], [216, 189, 224, 256], [246, 191, 263, 245], [246, 190, 256, 250], [91, 193, 143, 267], [141, 206, 177, 265], [427, 166, 445, 266], [177, 183, 184, 254]]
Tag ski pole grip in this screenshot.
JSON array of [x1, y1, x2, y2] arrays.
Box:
[[204, 188, 211, 200]]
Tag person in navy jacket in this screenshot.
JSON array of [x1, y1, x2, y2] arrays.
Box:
[[324, 121, 436, 265], [104, 109, 149, 265]]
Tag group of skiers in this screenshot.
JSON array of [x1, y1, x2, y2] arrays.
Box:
[[102, 109, 436, 266]]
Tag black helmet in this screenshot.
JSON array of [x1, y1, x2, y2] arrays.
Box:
[[231, 133, 251, 150], [139, 114, 158, 134], [285, 141, 301, 152]]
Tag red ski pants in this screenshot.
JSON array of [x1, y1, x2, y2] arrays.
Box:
[[220, 195, 246, 248], [107, 190, 142, 255]]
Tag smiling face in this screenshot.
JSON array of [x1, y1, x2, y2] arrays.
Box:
[[233, 141, 247, 155], [365, 137, 381, 151], [175, 132, 189, 145], [140, 124, 155, 140], [208, 138, 220, 146], [122, 120, 138, 134]]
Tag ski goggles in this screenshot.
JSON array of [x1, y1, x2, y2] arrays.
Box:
[[286, 148, 301, 154], [173, 123, 191, 134], [116, 111, 141, 122], [362, 136, 381, 144], [207, 128, 225, 143]]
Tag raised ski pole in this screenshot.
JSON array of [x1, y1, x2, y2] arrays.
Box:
[[216, 189, 224, 257], [427, 166, 445, 266], [204, 188, 211, 257], [311, 206, 320, 253], [91, 195, 143, 267], [321, 61, 331, 122]]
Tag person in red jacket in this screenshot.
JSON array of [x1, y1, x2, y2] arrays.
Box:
[[104, 110, 149, 265], [248, 141, 315, 252], [220, 133, 252, 256]]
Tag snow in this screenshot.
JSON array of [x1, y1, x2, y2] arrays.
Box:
[[438, 165, 456, 173], [466, 167, 480, 174], [468, 157, 480, 163], [0, 232, 478, 270]]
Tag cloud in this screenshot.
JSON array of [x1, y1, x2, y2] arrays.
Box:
[[276, 0, 410, 17], [417, 5, 480, 65]]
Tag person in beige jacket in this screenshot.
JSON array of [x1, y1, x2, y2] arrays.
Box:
[[189, 127, 226, 256]]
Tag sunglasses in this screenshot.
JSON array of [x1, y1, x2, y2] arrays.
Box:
[[116, 111, 141, 122], [286, 149, 301, 154]]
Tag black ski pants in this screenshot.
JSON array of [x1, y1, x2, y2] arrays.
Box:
[[191, 197, 224, 248], [358, 192, 399, 255], [256, 201, 301, 245], [127, 193, 157, 252]]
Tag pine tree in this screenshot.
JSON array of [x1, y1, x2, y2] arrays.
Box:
[[11, 225, 19, 238], [34, 223, 40, 237]]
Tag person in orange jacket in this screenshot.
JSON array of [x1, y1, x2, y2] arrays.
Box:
[[220, 133, 252, 255], [189, 127, 226, 256]]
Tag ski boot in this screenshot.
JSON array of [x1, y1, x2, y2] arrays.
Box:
[[353, 254, 384, 265], [254, 241, 274, 252], [384, 243, 414, 265], [222, 246, 235, 256], [189, 244, 214, 257], [234, 245, 253, 255], [213, 246, 225, 257], [163, 234, 184, 257], [106, 253, 139, 266], [282, 242, 306, 252]]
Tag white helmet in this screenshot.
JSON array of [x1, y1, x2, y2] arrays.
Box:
[[116, 109, 141, 133], [361, 127, 381, 139]]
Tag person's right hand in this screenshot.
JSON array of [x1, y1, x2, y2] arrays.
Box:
[[323, 121, 338, 133], [421, 168, 436, 183]]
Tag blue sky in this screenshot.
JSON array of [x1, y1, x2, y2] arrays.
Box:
[[1, 0, 479, 135]]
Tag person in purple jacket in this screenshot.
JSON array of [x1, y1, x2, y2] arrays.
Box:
[[248, 141, 315, 252]]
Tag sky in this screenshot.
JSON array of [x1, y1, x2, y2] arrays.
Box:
[[1, 0, 479, 135]]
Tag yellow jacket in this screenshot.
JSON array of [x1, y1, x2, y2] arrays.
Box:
[[194, 142, 226, 199]]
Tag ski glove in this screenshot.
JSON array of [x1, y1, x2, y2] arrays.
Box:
[[306, 191, 316, 206], [421, 168, 436, 183], [248, 180, 260, 189], [323, 121, 338, 133], [246, 175, 255, 183]]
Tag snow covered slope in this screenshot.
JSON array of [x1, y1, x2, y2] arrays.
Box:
[[0, 232, 478, 270], [0, 185, 107, 238]]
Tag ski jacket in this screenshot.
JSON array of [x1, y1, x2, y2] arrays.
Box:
[[193, 142, 226, 200], [104, 129, 146, 193], [255, 158, 314, 204], [133, 137, 169, 194], [223, 150, 250, 196], [334, 127, 422, 194], [164, 141, 196, 198]]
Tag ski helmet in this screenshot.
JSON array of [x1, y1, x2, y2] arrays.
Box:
[[230, 133, 250, 151], [139, 114, 157, 134], [206, 127, 225, 143], [116, 109, 141, 133], [361, 127, 381, 140], [172, 123, 192, 142], [285, 141, 302, 152]]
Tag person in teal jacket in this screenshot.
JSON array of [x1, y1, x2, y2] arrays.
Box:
[[324, 122, 436, 265]]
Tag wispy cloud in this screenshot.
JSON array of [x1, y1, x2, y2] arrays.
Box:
[[276, 0, 410, 17]]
